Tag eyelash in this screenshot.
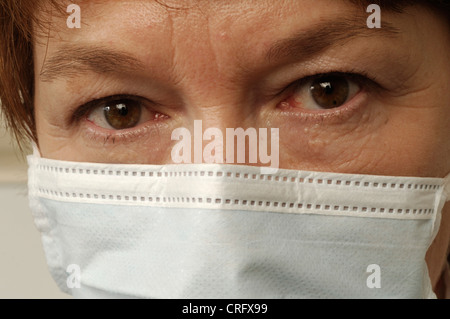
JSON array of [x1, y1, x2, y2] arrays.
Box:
[[71, 70, 381, 140], [284, 70, 381, 96], [277, 70, 381, 115], [70, 94, 149, 125]]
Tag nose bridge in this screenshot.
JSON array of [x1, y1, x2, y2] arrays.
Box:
[[178, 52, 257, 129], [186, 99, 253, 130], [177, 42, 252, 128], [171, 110, 279, 168], [174, 118, 268, 166], [167, 10, 256, 129], [172, 57, 266, 166], [165, 10, 272, 166]]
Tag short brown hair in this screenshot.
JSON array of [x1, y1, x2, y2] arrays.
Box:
[[0, 0, 449, 149], [0, 0, 62, 149]]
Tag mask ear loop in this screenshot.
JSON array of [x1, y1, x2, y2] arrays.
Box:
[[444, 173, 450, 200], [430, 173, 450, 242], [31, 142, 41, 158], [424, 173, 450, 299]]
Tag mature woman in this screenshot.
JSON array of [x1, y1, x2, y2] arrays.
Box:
[[1, 0, 449, 299]]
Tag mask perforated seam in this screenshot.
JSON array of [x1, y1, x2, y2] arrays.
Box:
[[35, 164, 443, 191], [35, 187, 436, 217]]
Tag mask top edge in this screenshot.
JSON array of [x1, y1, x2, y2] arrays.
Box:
[[27, 154, 448, 184]]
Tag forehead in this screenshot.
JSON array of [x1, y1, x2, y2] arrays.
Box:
[[38, 0, 367, 39], [35, 0, 394, 76], [34, 0, 419, 97]]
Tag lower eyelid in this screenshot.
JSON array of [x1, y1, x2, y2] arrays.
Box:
[[82, 114, 170, 146], [276, 88, 370, 124]]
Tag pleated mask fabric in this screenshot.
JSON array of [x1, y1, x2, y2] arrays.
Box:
[[27, 152, 450, 299]]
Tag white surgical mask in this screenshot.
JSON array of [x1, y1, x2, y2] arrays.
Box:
[[27, 149, 450, 299]]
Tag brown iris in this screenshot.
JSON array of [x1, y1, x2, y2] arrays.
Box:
[[310, 76, 350, 109], [104, 100, 141, 130]]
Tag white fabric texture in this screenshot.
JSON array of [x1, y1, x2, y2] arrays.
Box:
[[27, 154, 450, 299]]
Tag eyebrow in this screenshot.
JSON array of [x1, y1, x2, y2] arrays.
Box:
[[39, 45, 145, 82], [39, 17, 400, 82], [265, 18, 400, 62]]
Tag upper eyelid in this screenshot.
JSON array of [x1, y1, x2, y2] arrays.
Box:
[[70, 71, 380, 123], [296, 71, 380, 89], [71, 94, 147, 124], [266, 71, 381, 99]]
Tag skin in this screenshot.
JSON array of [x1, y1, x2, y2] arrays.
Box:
[[33, 0, 450, 297]]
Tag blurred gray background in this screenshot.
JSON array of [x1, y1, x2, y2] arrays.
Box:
[[0, 122, 69, 299]]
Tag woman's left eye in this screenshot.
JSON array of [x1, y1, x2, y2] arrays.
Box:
[[84, 96, 167, 130], [285, 73, 362, 110]]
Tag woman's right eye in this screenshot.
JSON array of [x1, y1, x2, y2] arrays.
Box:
[[84, 96, 168, 130]]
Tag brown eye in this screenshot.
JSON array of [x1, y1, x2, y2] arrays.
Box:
[[103, 100, 141, 130], [84, 95, 169, 131], [309, 76, 350, 109]]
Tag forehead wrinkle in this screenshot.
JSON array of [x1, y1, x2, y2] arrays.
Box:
[[37, 3, 401, 83]]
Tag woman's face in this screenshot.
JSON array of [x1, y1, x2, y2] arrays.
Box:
[[33, 0, 450, 294]]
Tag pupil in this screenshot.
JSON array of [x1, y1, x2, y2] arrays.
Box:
[[116, 104, 128, 116], [321, 82, 333, 94], [310, 76, 349, 109], [103, 100, 141, 130]]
